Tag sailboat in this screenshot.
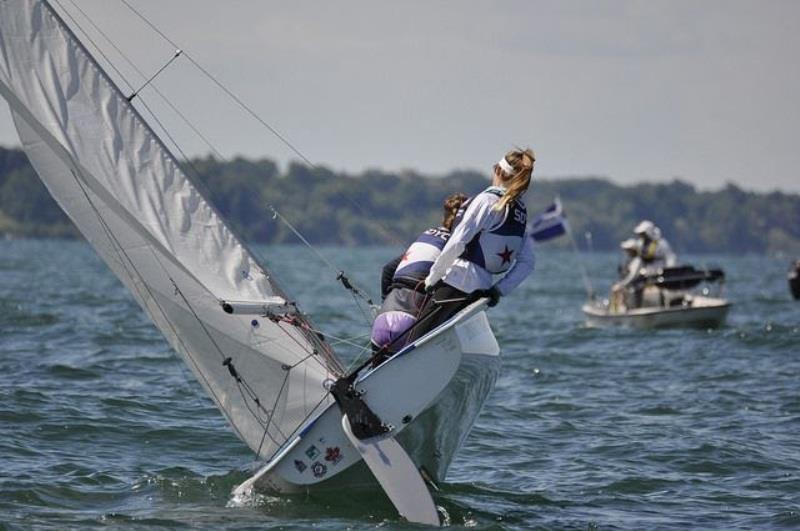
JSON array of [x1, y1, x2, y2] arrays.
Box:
[[0, 1, 502, 525]]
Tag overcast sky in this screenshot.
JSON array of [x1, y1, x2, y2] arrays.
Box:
[[2, 0, 799, 192]]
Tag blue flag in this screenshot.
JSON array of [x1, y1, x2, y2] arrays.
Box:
[[529, 198, 568, 242]]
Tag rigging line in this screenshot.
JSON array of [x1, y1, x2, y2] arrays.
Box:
[[52, 0, 135, 93], [270, 315, 371, 366], [118, 0, 311, 167], [269, 205, 376, 312], [349, 288, 373, 328], [126, 48, 182, 102], [251, 330, 366, 352], [274, 320, 318, 358], [48, 2, 326, 450], [61, 0, 223, 160], [159, 260, 329, 430], [262, 391, 331, 463], [233, 384, 269, 429], [285, 351, 319, 371], [329, 333, 371, 348], [310, 331, 371, 351], [255, 370, 291, 457], [129, 95, 342, 374], [58, 0, 349, 382], [48, 2, 215, 257], [166, 275, 283, 425], [343, 334, 378, 373], [344, 344, 375, 374], [66, 168, 249, 443], [54, 0, 229, 236], [144, 246, 286, 423], [116, 0, 406, 248], [55, 0, 281, 314], [132, 110, 345, 376], [61, 0, 357, 369], [4, 8, 245, 432], [78, 0, 394, 344]]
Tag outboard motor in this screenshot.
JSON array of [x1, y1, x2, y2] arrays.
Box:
[[789, 260, 800, 300]]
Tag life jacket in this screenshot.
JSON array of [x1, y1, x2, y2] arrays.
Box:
[[392, 226, 451, 287], [457, 187, 527, 274], [641, 239, 659, 262]]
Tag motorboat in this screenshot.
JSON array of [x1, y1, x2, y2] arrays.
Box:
[[583, 265, 730, 329]]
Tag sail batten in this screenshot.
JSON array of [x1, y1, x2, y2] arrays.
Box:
[[0, 0, 339, 460]]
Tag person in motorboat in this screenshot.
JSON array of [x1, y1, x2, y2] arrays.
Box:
[[612, 221, 678, 310], [612, 238, 644, 310], [407, 147, 537, 341], [789, 259, 800, 300], [370, 193, 468, 358], [633, 220, 677, 273], [617, 237, 640, 278]]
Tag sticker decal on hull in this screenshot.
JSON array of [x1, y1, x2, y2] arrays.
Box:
[[305, 445, 320, 460], [325, 446, 343, 465], [311, 462, 327, 478]]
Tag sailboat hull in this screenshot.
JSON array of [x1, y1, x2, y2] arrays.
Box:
[[396, 349, 500, 483], [241, 301, 500, 493]]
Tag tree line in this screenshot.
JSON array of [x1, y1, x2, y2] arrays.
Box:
[[0, 146, 798, 254]]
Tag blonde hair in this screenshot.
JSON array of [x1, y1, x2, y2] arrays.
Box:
[[441, 193, 468, 231], [493, 147, 535, 211]]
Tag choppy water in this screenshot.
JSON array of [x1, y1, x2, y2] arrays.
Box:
[[1, 239, 799, 529]]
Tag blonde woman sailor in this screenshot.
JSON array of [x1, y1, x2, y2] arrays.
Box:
[[408, 148, 536, 340]]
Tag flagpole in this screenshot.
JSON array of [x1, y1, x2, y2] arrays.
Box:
[[559, 198, 594, 300]]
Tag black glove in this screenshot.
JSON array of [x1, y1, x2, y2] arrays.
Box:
[[486, 286, 502, 307], [475, 286, 501, 307], [423, 282, 436, 295]]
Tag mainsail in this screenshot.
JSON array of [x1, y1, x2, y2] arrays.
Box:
[[0, 0, 343, 460]]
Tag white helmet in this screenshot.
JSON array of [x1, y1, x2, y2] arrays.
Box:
[[634, 220, 657, 239]]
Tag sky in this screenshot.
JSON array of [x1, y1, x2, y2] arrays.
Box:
[[1, 0, 799, 192]]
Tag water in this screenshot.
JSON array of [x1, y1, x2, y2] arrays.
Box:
[[1, 239, 799, 529]]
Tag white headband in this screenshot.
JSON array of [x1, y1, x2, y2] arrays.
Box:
[[497, 157, 515, 175]]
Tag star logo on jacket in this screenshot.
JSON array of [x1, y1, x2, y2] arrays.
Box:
[[497, 245, 514, 265]]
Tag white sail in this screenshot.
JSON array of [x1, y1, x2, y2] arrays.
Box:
[[0, 0, 342, 460]]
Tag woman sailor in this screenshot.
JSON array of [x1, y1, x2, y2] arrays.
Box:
[[370, 193, 467, 358], [410, 148, 536, 339]]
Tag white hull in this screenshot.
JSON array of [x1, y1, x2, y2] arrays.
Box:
[[583, 295, 730, 329], [238, 301, 501, 494], [395, 349, 501, 483]]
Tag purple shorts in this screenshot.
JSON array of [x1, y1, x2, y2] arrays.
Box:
[[370, 310, 417, 351]]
